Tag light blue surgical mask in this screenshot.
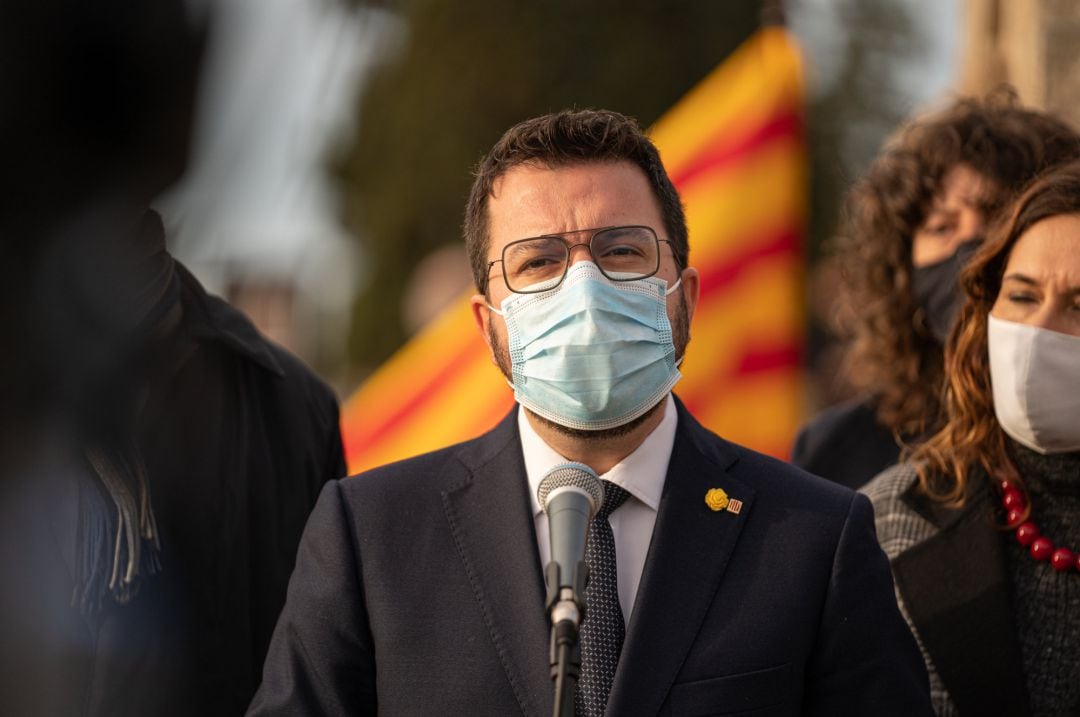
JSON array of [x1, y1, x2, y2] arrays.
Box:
[[488, 261, 683, 430]]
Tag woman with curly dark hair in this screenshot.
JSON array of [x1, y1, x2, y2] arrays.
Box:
[[862, 159, 1080, 716], [792, 92, 1080, 489]]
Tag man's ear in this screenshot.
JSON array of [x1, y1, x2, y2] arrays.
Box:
[[470, 294, 498, 365], [679, 266, 701, 324]]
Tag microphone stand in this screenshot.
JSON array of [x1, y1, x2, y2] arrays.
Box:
[[545, 561, 587, 717]]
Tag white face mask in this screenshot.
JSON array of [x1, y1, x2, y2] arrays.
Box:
[[988, 314, 1080, 454]]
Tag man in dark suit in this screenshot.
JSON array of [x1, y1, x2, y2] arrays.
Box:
[[249, 109, 932, 716]]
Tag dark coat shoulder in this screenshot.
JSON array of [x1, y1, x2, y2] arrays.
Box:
[[791, 398, 901, 490]]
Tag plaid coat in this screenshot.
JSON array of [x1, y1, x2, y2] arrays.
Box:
[[862, 464, 1029, 717]]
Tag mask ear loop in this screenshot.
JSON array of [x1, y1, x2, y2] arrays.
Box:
[[665, 276, 685, 368]]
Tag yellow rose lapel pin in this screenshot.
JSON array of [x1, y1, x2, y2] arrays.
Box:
[[705, 488, 742, 515]]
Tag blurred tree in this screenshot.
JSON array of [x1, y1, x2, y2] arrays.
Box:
[[800, 0, 927, 406], [805, 0, 925, 261], [339, 0, 759, 375]]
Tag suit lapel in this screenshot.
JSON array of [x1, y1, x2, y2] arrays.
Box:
[[607, 404, 753, 716], [892, 485, 1029, 716], [442, 411, 553, 717]]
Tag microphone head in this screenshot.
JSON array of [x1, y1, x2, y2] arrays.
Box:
[[537, 462, 604, 515]]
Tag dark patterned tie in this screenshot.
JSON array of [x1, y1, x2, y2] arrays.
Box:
[[575, 480, 631, 717]]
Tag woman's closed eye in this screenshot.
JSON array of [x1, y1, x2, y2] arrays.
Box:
[[1006, 291, 1040, 305]]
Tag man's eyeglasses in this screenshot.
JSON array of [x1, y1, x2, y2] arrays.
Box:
[[486, 225, 673, 294]]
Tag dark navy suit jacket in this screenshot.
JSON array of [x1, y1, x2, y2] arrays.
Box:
[[249, 397, 932, 716]]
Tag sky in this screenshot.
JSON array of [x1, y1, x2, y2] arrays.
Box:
[[789, 0, 959, 107]]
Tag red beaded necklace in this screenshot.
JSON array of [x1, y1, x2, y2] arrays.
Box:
[[1000, 478, 1080, 573]]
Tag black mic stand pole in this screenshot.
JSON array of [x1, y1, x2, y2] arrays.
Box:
[[546, 561, 587, 717]]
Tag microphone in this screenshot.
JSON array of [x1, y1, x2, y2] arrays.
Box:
[[537, 463, 604, 716], [537, 462, 604, 627]]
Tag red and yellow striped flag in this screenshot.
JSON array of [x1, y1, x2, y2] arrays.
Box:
[[342, 27, 806, 473]]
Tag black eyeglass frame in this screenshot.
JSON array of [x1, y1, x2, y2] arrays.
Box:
[[485, 224, 676, 295]]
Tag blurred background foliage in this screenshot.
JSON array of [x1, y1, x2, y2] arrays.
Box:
[[802, 0, 924, 264], [337, 0, 932, 389], [339, 0, 762, 375]]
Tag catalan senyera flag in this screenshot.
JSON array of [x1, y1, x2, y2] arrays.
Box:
[[342, 26, 806, 474]]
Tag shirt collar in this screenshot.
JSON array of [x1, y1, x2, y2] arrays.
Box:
[[522, 394, 677, 517]]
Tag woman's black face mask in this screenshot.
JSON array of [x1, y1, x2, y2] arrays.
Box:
[[911, 239, 982, 344]]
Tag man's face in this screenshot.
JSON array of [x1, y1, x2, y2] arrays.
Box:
[[469, 160, 700, 435]]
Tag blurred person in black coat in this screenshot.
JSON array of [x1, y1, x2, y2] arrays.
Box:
[[0, 4, 346, 715], [792, 92, 1080, 489]]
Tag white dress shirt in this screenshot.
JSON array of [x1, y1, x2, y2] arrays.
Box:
[[521, 394, 677, 625]]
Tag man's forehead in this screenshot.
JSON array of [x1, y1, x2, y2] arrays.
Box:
[[485, 160, 661, 253], [488, 160, 627, 199]]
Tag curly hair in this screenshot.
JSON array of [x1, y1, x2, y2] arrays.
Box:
[[834, 89, 1080, 441], [911, 159, 1080, 505], [463, 109, 687, 295]]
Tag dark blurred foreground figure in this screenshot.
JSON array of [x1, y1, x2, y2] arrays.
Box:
[[863, 160, 1080, 715], [0, 4, 345, 715], [249, 109, 931, 716], [793, 92, 1080, 489], [1, 210, 346, 716]]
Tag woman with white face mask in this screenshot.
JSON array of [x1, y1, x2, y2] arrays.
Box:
[[862, 159, 1080, 717], [791, 92, 1080, 490]]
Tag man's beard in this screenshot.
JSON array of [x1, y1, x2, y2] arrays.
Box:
[[489, 288, 691, 441]]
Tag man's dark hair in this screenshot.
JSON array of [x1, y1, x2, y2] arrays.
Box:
[[464, 109, 688, 294]]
